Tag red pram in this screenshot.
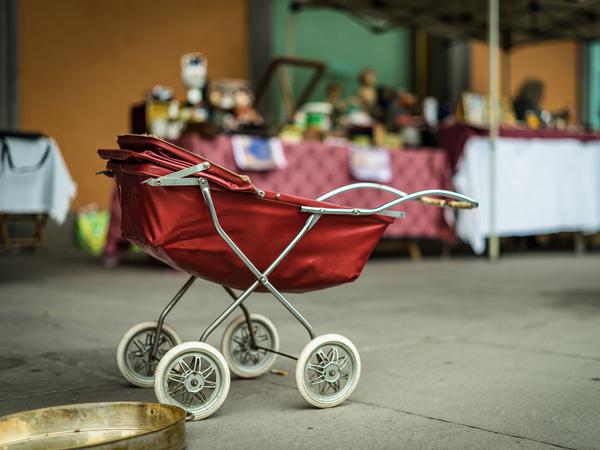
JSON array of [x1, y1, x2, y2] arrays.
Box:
[[100, 135, 477, 420]]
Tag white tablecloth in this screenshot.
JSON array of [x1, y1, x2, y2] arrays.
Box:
[[454, 136, 600, 254], [0, 136, 76, 224]]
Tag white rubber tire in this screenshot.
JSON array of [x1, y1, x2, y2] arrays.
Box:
[[221, 313, 279, 378], [295, 333, 361, 408], [116, 321, 182, 388], [154, 341, 230, 420]]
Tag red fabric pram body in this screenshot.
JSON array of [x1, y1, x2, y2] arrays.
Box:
[[99, 135, 394, 293]]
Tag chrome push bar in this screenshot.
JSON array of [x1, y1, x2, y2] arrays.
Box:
[[144, 168, 478, 219], [302, 182, 478, 218]]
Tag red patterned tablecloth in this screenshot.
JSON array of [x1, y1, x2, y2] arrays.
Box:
[[104, 135, 455, 259], [176, 134, 454, 242]]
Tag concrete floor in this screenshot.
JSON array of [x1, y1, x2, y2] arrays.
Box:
[[0, 253, 599, 449]]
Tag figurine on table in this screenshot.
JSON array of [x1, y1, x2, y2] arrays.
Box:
[[233, 86, 263, 127], [395, 90, 419, 126], [325, 83, 347, 129], [208, 79, 263, 132], [180, 52, 209, 123], [375, 86, 398, 129], [181, 53, 206, 105], [357, 68, 379, 117]]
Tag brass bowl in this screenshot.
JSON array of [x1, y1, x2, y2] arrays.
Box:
[[0, 402, 186, 449]]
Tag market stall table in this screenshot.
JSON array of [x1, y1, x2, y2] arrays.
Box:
[[443, 124, 600, 254], [0, 134, 76, 250], [105, 135, 456, 261]]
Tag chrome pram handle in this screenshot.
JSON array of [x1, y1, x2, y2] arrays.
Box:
[[300, 182, 478, 218]]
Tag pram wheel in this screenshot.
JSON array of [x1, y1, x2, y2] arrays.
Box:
[[116, 321, 182, 388], [154, 342, 230, 420], [295, 334, 361, 408], [221, 313, 279, 378]]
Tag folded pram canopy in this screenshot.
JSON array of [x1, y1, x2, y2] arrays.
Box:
[[99, 135, 394, 293]]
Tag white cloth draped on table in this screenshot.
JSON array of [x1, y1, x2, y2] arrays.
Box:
[[454, 136, 600, 254], [0, 136, 76, 224]]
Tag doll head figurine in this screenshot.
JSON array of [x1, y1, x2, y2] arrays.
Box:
[[181, 53, 207, 105], [357, 68, 378, 114], [358, 68, 376, 88], [233, 86, 252, 109], [398, 90, 417, 114], [208, 81, 236, 111], [207, 79, 262, 130], [326, 83, 342, 104], [233, 86, 263, 126]]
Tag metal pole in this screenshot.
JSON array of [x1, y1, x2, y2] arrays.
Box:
[[282, 6, 298, 123], [488, 0, 500, 261], [503, 49, 511, 98]]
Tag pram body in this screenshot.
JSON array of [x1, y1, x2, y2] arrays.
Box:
[[100, 135, 477, 420], [101, 135, 393, 293]]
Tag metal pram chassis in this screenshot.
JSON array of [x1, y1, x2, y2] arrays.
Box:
[[112, 160, 478, 421]]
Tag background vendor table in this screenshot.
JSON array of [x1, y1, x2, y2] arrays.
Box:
[[0, 135, 76, 250], [105, 135, 455, 258], [176, 134, 455, 242], [452, 133, 600, 254], [0, 135, 76, 223]]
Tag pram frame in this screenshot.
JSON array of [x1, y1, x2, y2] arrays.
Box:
[[144, 164, 478, 362]]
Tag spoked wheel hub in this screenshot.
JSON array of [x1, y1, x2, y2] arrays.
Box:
[[307, 345, 352, 397], [128, 336, 160, 372], [221, 314, 279, 378], [232, 323, 269, 365], [165, 354, 218, 405], [116, 321, 182, 388], [154, 342, 230, 420], [296, 334, 361, 408], [184, 373, 205, 392], [324, 363, 342, 383]]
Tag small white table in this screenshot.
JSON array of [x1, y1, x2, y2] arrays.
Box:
[[0, 134, 76, 249]]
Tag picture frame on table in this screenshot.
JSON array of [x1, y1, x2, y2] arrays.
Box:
[[460, 91, 487, 126], [498, 96, 517, 125], [459, 93, 517, 126]]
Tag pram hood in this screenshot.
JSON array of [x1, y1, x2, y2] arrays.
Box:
[[99, 135, 393, 293]]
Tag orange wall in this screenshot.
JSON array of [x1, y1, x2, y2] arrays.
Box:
[[20, 0, 247, 209], [470, 40, 578, 121]]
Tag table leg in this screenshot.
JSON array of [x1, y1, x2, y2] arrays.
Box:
[[441, 241, 451, 259], [0, 214, 49, 250], [0, 214, 10, 252], [575, 233, 586, 256], [407, 240, 422, 262], [35, 214, 49, 247]]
